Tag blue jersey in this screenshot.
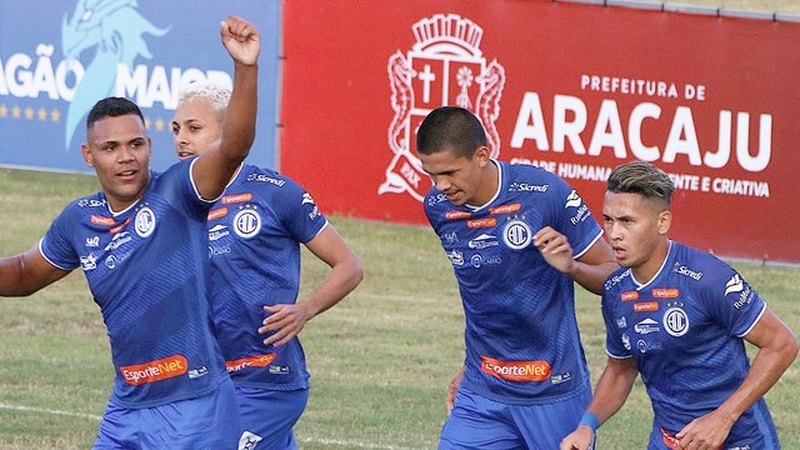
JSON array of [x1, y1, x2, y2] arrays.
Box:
[[602, 241, 778, 446], [424, 161, 603, 404], [205, 164, 327, 389], [40, 159, 227, 409]]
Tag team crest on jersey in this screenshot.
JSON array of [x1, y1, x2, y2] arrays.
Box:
[[379, 14, 506, 202], [134, 206, 156, 238], [663, 302, 689, 337], [503, 218, 532, 250], [233, 208, 261, 239]]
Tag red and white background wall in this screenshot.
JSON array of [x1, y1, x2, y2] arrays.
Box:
[[280, 0, 800, 264]]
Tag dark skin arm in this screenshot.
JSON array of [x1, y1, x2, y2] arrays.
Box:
[[0, 247, 71, 296]]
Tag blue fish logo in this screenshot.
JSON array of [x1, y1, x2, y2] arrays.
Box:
[[61, 0, 170, 149]]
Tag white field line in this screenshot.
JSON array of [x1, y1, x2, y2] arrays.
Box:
[[0, 402, 426, 450]]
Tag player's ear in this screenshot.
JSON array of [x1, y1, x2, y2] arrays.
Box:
[[81, 143, 94, 168], [474, 145, 491, 167], [657, 210, 671, 236]]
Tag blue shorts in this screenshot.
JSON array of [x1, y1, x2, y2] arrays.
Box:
[[439, 384, 593, 450], [93, 377, 240, 450], [236, 386, 309, 450]]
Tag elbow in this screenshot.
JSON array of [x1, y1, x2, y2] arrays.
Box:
[[349, 257, 365, 289]]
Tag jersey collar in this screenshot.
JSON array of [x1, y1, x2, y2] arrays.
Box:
[[632, 240, 674, 290]]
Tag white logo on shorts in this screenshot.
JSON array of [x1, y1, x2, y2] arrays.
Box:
[[238, 431, 263, 450], [134, 206, 156, 238]]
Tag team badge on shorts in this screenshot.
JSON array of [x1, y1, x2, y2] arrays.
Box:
[[233, 208, 261, 239], [503, 219, 532, 250], [134, 206, 156, 238]]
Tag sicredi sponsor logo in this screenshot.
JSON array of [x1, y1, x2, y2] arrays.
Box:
[[121, 354, 188, 386], [246, 173, 286, 187], [225, 353, 277, 373], [509, 182, 549, 193], [674, 265, 703, 280], [480, 356, 551, 382]]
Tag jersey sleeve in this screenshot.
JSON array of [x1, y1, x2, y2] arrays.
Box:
[[700, 263, 767, 338], [161, 158, 216, 220], [39, 207, 80, 271], [547, 174, 603, 259], [602, 290, 633, 359], [277, 180, 328, 244]]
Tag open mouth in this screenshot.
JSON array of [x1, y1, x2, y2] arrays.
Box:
[[178, 150, 196, 159]]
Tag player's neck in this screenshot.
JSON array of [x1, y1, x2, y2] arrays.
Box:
[[470, 160, 499, 207], [632, 239, 671, 286]]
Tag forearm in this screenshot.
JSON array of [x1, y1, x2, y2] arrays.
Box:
[[0, 249, 68, 297], [714, 340, 800, 423], [219, 61, 258, 165], [300, 258, 364, 319], [586, 359, 638, 424], [0, 254, 33, 296]]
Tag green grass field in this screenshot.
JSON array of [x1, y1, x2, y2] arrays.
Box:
[[0, 168, 798, 449]]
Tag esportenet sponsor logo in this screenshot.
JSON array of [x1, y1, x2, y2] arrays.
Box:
[[120, 354, 188, 386], [652, 288, 680, 299], [633, 301, 659, 313], [480, 356, 551, 382], [225, 353, 277, 373], [222, 193, 253, 205], [467, 218, 497, 229]]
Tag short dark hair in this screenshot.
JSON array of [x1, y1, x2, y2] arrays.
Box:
[[86, 97, 145, 131], [416, 106, 486, 158], [607, 160, 675, 208]]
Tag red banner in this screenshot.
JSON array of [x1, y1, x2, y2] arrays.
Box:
[[281, 0, 800, 264]]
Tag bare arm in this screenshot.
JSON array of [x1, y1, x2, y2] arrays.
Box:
[[259, 225, 364, 346], [560, 357, 639, 450], [0, 247, 71, 297], [676, 308, 799, 448], [192, 15, 260, 200], [533, 227, 618, 295]]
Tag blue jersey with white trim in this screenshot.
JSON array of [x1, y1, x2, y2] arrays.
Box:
[[424, 161, 603, 404], [205, 164, 327, 389], [40, 159, 227, 409], [602, 241, 778, 445]]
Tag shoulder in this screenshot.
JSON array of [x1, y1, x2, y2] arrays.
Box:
[[669, 242, 741, 303], [603, 267, 632, 294], [239, 165, 300, 192]]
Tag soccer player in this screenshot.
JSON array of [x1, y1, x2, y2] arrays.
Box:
[[417, 106, 618, 449], [0, 16, 260, 449], [560, 161, 800, 450], [171, 80, 364, 449]]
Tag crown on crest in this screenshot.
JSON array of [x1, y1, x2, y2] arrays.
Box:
[[412, 14, 484, 56]]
